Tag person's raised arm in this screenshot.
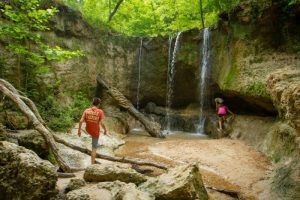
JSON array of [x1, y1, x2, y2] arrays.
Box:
[[78, 112, 85, 137]]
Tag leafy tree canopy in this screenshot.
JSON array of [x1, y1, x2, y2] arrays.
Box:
[[62, 0, 241, 37]]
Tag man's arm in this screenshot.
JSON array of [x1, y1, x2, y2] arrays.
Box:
[[101, 121, 108, 135], [78, 112, 85, 137]]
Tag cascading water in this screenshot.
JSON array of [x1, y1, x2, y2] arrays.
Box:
[[136, 38, 143, 110], [197, 28, 211, 134], [165, 32, 182, 132]]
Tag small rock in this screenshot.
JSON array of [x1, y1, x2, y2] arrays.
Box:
[[65, 178, 86, 193], [66, 190, 91, 200]]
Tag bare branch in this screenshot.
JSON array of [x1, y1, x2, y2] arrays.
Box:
[[108, 0, 124, 22]]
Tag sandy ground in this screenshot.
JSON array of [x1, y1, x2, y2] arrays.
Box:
[[115, 134, 273, 200]]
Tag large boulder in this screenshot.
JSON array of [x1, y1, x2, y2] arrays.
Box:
[[97, 181, 154, 200], [0, 141, 57, 200], [267, 68, 300, 134], [138, 164, 208, 200], [84, 163, 147, 184], [17, 130, 49, 159]]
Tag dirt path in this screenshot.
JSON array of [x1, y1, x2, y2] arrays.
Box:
[[115, 134, 273, 200]]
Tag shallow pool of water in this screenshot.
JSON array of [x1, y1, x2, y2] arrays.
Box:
[[130, 128, 209, 139]]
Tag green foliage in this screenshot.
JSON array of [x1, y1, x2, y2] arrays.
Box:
[[244, 81, 268, 97], [47, 149, 58, 166], [0, 0, 82, 96], [63, 0, 241, 36], [288, 0, 300, 5], [39, 92, 90, 132], [0, 0, 82, 66]]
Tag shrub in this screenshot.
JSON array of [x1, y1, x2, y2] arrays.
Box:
[[39, 93, 90, 132]]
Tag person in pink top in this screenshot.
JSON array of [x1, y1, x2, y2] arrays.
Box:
[[215, 98, 235, 131]]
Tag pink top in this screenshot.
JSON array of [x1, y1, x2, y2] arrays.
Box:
[[218, 105, 228, 115]]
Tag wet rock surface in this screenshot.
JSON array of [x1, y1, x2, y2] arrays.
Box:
[[0, 141, 57, 200], [84, 163, 148, 184], [138, 164, 208, 200]]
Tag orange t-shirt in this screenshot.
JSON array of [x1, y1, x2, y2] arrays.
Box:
[[82, 106, 104, 138]]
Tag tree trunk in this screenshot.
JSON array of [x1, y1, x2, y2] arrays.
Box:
[[0, 81, 71, 172], [0, 79, 45, 124], [199, 0, 205, 28], [108, 0, 124, 22], [96, 75, 164, 138]]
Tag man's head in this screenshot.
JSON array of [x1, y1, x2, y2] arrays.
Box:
[[92, 97, 101, 107]]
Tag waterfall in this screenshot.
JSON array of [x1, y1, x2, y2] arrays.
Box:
[[136, 38, 143, 110], [166, 32, 182, 132], [197, 28, 211, 134]]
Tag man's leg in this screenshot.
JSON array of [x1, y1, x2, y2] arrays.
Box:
[[91, 148, 96, 164], [91, 137, 99, 164]]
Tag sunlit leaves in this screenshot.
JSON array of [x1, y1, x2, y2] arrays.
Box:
[[44, 46, 83, 61], [63, 0, 243, 36], [0, 0, 82, 72]]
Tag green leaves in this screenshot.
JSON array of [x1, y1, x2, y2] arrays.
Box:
[[44, 46, 83, 61], [0, 0, 82, 69], [63, 0, 241, 36]]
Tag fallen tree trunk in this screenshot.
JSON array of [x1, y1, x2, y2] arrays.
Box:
[[205, 186, 240, 199], [96, 75, 164, 138], [53, 135, 168, 170], [1, 79, 168, 171], [0, 81, 71, 172]]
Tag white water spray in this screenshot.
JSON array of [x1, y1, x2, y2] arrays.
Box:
[[197, 28, 211, 134], [136, 38, 143, 110], [166, 32, 182, 132]]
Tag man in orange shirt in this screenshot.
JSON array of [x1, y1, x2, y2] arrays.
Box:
[[78, 97, 108, 164]]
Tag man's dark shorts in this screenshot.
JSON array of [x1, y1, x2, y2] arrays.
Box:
[[92, 137, 99, 149]]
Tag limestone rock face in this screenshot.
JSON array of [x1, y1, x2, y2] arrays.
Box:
[[84, 163, 147, 184], [138, 164, 208, 200], [267, 68, 300, 134], [98, 181, 154, 200], [0, 141, 57, 200]]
